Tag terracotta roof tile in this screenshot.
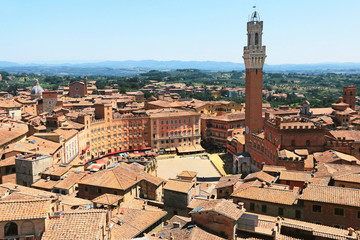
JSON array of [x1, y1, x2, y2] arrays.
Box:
[[232, 186, 299, 205], [80, 162, 163, 190], [31, 179, 58, 190], [92, 193, 123, 206], [177, 170, 198, 178], [53, 171, 86, 190], [279, 170, 312, 182], [42, 210, 107, 240], [163, 179, 194, 194], [111, 208, 167, 239], [299, 185, 360, 207], [190, 199, 244, 221], [215, 174, 242, 189], [0, 199, 51, 221], [244, 171, 276, 184]]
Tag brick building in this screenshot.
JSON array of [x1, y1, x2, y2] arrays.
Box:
[[299, 185, 360, 229], [202, 112, 245, 148], [147, 108, 202, 153], [243, 10, 266, 149], [189, 199, 245, 240], [68, 76, 88, 98], [0, 199, 51, 239], [343, 85, 357, 110], [74, 103, 151, 158], [42, 90, 58, 113], [232, 185, 303, 221], [78, 162, 163, 202], [325, 130, 360, 160], [248, 114, 327, 170]]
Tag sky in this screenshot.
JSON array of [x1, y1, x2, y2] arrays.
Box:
[[0, 0, 359, 65]]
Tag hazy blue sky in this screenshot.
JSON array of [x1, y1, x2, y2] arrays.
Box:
[[0, 0, 359, 64]]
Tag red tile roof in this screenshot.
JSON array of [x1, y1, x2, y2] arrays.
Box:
[[0, 199, 51, 221], [299, 185, 360, 207], [42, 210, 108, 240]]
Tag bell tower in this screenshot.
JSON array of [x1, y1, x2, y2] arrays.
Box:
[[243, 9, 266, 148]]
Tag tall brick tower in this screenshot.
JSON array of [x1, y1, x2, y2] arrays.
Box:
[[343, 86, 356, 110], [243, 10, 266, 148]]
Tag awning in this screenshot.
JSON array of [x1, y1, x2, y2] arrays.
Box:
[[133, 152, 146, 156], [106, 149, 130, 156], [82, 145, 90, 153], [87, 164, 103, 172], [146, 152, 157, 156], [133, 147, 152, 151], [177, 145, 205, 154]]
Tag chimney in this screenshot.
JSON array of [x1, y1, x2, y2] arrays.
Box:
[[265, 112, 270, 120], [237, 202, 244, 210], [275, 116, 281, 126], [348, 227, 354, 236]]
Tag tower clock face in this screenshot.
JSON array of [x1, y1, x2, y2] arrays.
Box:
[[246, 126, 249, 134]]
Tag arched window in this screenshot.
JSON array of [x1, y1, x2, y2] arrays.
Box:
[[248, 34, 251, 46], [255, 33, 259, 45], [4, 222, 18, 236], [21, 221, 35, 235]]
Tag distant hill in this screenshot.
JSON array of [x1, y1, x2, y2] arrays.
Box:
[[0, 60, 359, 76]]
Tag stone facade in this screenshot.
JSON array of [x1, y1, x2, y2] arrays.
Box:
[[15, 154, 52, 187], [42, 91, 58, 113]]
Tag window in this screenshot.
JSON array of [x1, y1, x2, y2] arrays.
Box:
[[278, 207, 284, 216], [255, 33, 259, 45], [250, 203, 255, 211], [334, 208, 344, 216], [312, 205, 322, 213], [4, 222, 18, 236], [98, 188, 102, 194], [261, 205, 267, 213], [84, 186, 88, 192], [291, 140, 295, 147], [306, 140, 310, 147], [295, 210, 301, 219]]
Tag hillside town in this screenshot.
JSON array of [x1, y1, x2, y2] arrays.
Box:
[[0, 9, 360, 240]]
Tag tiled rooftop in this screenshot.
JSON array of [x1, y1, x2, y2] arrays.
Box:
[[244, 171, 276, 184], [111, 207, 167, 239], [79, 162, 163, 190], [190, 199, 244, 221], [0, 199, 51, 221], [163, 179, 194, 194], [232, 186, 299, 205], [42, 210, 107, 240], [299, 185, 360, 207], [279, 170, 312, 182]]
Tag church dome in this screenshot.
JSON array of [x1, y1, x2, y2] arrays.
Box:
[[31, 79, 44, 98]]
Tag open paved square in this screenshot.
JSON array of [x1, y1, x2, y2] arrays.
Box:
[[157, 155, 222, 180]]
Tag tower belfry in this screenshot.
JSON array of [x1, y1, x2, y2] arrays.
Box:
[[243, 9, 266, 148]]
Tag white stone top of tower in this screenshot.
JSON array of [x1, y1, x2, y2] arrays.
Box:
[[250, 10, 260, 22]]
